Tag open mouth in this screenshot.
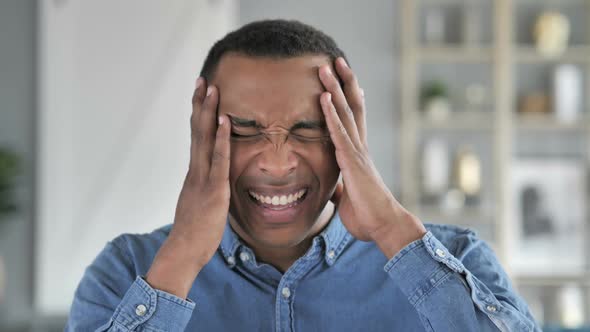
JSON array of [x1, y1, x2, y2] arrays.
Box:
[[248, 188, 308, 211]]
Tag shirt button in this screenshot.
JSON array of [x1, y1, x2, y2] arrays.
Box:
[[135, 304, 147, 316], [281, 287, 291, 299], [226, 256, 236, 266], [435, 248, 446, 258], [240, 252, 250, 262], [327, 250, 336, 259], [486, 305, 497, 313]]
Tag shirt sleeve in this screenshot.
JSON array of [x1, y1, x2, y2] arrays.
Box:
[[65, 238, 195, 331], [384, 229, 542, 332]]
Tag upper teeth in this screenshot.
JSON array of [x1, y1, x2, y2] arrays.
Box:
[[250, 189, 307, 206]]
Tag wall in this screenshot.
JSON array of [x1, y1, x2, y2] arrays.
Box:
[[36, 0, 237, 316], [0, 0, 36, 326]]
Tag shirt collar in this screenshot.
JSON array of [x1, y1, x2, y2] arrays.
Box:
[[218, 217, 242, 260], [218, 210, 352, 265], [319, 210, 352, 264]]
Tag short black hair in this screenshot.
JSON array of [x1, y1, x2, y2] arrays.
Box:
[[199, 19, 348, 80]]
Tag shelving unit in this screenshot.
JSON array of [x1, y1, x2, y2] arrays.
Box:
[[516, 114, 590, 132], [516, 45, 590, 63], [418, 111, 495, 131], [399, 0, 590, 327], [419, 46, 494, 62]]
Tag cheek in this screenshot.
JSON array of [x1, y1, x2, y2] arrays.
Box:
[[318, 141, 338, 166], [229, 145, 253, 185], [303, 143, 340, 185]]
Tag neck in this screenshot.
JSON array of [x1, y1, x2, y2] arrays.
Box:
[[230, 202, 335, 273]]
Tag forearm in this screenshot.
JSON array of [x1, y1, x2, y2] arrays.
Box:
[[383, 230, 541, 332], [66, 238, 196, 332]]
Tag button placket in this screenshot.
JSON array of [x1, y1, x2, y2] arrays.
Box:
[[273, 240, 324, 332]]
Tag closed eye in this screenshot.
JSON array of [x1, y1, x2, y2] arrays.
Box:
[[290, 131, 331, 142], [230, 131, 263, 140]]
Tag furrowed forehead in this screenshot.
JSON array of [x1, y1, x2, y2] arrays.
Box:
[[212, 54, 331, 98], [213, 53, 333, 127]]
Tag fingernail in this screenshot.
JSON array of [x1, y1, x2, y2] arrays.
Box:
[[218, 115, 224, 125], [360, 88, 365, 97], [326, 92, 332, 103], [340, 58, 349, 68], [196, 77, 202, 89], [206, 86, 213, 97]]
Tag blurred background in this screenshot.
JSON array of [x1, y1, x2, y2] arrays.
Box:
[[0, 0, 589, 330]]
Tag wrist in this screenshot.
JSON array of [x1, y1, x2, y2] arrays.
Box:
[[372, 210, 427, 260], [167, 229, 214, 267], [146, 235, 207, 299]]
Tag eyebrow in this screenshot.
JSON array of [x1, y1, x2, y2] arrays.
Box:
[[290, 120, 326, 130], [228, 115, 261, 128], [227, 115, 326, 130]]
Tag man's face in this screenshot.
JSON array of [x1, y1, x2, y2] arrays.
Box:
[[211, 53, 340, 249]]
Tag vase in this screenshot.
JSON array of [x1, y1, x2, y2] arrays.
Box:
[[422, 138, 450, 196], [454, 146, 481, 197], [553, 64, 582, 124], [534, 11, 570, 58], [425, 97, 451, 122]]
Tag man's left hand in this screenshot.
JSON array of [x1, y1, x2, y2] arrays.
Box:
[[318, 57, 427, 259]]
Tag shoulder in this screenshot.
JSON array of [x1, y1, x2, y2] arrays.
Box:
[[423, 223, 496, 260]]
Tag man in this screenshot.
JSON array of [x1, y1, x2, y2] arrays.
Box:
[[66, 20, 540, 331]]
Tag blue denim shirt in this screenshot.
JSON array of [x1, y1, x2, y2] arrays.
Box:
[[66, 212, 541, 331]]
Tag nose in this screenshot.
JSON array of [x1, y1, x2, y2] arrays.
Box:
[[256, 137, 298, 178]]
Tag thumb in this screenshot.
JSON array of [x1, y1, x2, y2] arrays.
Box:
[[330, 181, 344, 207]]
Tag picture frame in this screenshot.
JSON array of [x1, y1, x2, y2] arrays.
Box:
[[509, 158, 587, 275]]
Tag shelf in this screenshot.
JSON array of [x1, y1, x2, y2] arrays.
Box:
[[418, 111, 495, 131], [515, 114, 590, 132], [515, 45, 590, 63], [419, 45, 494, 62], [418, 0, 491, 4], [514, 0, 590, 5]]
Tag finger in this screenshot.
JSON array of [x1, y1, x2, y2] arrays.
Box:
[[318, 65, 361, 147], [190, 78, 207, 144], [190, 78, 207, 140], [320, 92, 355, 157], [192, 77, 206, 106], [189, 77, 207, 173], [335, 58, 367, 148], [209, 114, 231, 183], [194, 85, 219, 179]]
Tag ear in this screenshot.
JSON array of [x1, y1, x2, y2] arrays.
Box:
[[329, 180, 344, 207]]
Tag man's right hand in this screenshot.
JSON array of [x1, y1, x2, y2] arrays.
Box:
[[146, 77, 231, 299]]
